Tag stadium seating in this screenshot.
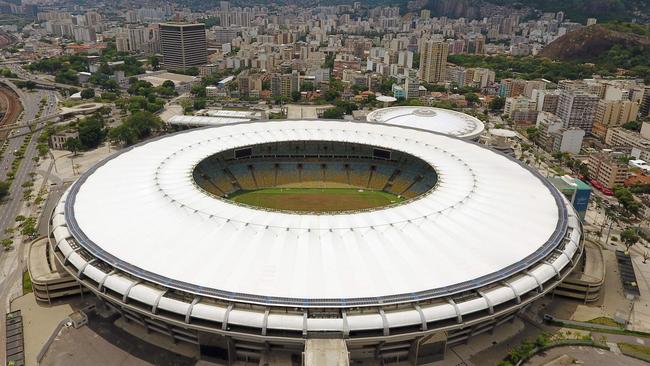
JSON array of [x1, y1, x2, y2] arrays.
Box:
[[193, 141, 438, 200]]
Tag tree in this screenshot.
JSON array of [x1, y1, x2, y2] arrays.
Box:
[[489, 96, 505, 111], [1, 238, 12, 251], [614, 187, 640, 216], [291, 91, 301, 102], [622, 120, 642, 131], [162, 80, 175, 89], [103, 79, 120, 92], [191, 84, 206, 98], [108, 111, 163, 145], [621, 228, 640, 252], [19, 217, 37, 237], [80, 88, 95, 99], [464, 92, 480, 106], [0, 180, 9, 200], [351, 84, 369, 95], [183, 67, 199, 76], [127, 111, 162, 138], [101, 92, 117, 100], [334, 100, 358, 114], [322, 107, 344, 119], [65, 138, 82, 155], [193, 98, 207, 110], [77, 116, 105, 149], [108, 124, 137, 146], [301, 81, 314, 91], [324, 90, 340, 102], [526, 127, 540, 143], [149, 55, 161, 71]]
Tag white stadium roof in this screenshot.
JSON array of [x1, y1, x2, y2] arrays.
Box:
[[490, 128, 518, 138], [366, 106, 485, 140], [62, 120, 566, 306], [167, 115, 251, 126]]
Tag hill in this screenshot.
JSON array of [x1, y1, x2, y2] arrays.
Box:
[[423, 0, 648, 22], [487, 0, 649, 23], [539, 24, 650, 81]]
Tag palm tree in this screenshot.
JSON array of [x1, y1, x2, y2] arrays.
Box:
[[604, 205, 618, 245]]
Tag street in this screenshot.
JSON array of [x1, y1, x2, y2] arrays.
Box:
[[0, 80, 58, 363]]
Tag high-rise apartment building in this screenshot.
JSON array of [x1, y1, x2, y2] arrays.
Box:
[[499, 78, 527, 98], [639, 86, 650, 117], [476, 36, 486, 55], [419, 40, 448, 83], [404, 69, 420, 99], [160, 23, 207, 71], [587, 151, 629, 189], [595, 100, 640, 127], [271, 71, 300, 98], [556, 90, 599, 132]]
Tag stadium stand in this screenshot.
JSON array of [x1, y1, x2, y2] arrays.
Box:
[[192, 141, 439, 203]]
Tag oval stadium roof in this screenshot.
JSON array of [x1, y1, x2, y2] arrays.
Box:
[[366, 106, 485, 139], [63, 120, 564, 306]]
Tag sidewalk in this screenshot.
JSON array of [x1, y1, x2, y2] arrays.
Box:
[[9, 293, 79, 366]]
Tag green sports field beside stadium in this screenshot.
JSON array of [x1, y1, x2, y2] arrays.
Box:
[[228, 188, 404, 212]]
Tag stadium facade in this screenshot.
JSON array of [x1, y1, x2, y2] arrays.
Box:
[[47, 117, 582, 364]]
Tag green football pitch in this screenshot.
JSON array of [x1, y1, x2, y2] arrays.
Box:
[[228, 188, 404, 212]]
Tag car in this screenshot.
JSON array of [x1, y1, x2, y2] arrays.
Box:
[[602, 188, 614, 196]]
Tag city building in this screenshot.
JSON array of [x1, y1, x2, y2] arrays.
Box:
[[159, 23, 208, 71], [549, 175, 592, 221], [536, 112, 584, 154], [556, 90, 599, 132], [238, 72, 262, 99], [391, 83, 406, 99], [499, 78, 527, 98], [49, 130, 79, 150], [271, 71, 300, 98], [419, 40, 448, 83], [505, 96, 537, 122], [605, 127, 650, 152], [592, 99, 640, 138], [550, 127, 585, 155], [135, 71, 199, 94], [532, 90, 560, 114], [587, 150, 629, 189], [404, 69, 420, 99]]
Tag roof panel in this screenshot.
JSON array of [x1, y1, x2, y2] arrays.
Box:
[[63, 120, 565, 306]]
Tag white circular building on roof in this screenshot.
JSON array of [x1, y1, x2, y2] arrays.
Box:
[[48, 118, 582, 364], [490, 128, 518, 138], [366, 106, 485, 140]]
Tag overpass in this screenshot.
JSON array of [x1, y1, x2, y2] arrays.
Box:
[[0, 113, 62, 137], [6, 78, 70, 90]]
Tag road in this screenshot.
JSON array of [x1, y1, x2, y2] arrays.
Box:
[[0, 79, 58, 363]]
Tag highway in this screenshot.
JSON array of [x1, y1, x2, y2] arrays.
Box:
[[0, 78, 58, 363]]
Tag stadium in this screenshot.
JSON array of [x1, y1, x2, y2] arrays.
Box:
[[365, 106, 485, 140], [47, 116, 583, 365]]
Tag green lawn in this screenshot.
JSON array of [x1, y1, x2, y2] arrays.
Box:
[[22, 271, 32, 294], [619, 343, 650, 362], [586, 317, 623, 328], [229, 188, 404, 212]]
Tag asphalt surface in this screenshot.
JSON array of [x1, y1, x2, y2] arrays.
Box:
[[0, 80, 58, 363]]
